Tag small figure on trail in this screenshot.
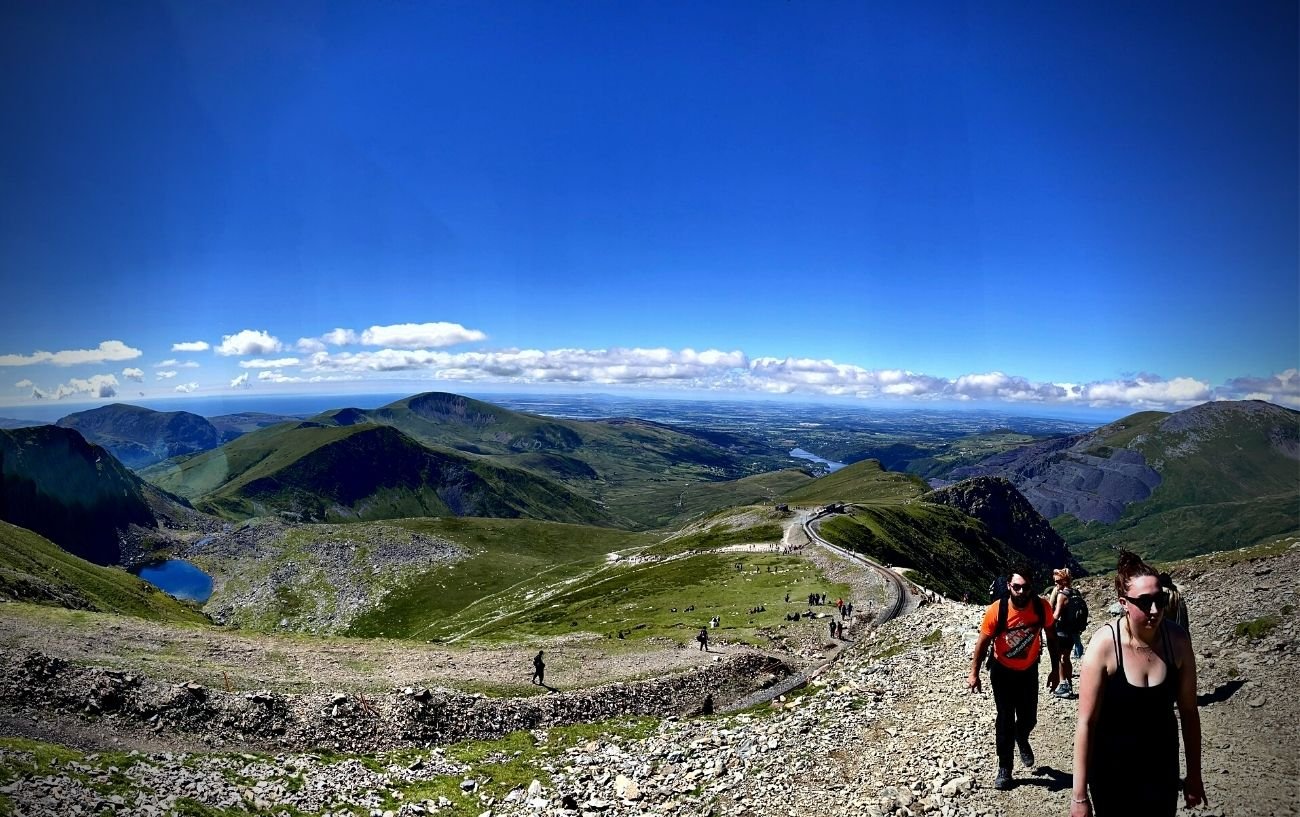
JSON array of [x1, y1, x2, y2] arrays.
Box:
[[702, 693, 714, 715], [829, 619, 837, 639], [697, 627, 709, 651], [531, 650, 545, 685], [785, 591, 790, 603]]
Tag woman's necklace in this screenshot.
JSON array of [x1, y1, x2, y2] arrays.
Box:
[[1124, 617, 1158, 654]]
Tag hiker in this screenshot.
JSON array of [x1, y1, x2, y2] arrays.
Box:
[[828, 619, 836, 639], [1070, 551, 1205, 816], [1049, 568, 1087, 697], [785, 591, 790, 603], [531, 650, 545, 685], [696, 627, 709, 651], [1159, 572, 1190, 634], [967, 565, 1060, 791]]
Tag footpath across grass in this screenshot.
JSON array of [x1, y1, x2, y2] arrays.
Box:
[[473, 551, 852, 649]]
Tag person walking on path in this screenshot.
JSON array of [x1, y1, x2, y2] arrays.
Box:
[[696, 627, 709, 651], [1049, 568, 1084, 697], [967, 565, 1060, 791], [531, 650, 545, 685], [1069, 551, 1204, 817]]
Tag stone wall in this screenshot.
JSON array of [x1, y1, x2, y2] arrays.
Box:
[[0, 649, 791, 752]]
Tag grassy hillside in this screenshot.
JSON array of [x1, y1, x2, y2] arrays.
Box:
[[817, 504, 1022, 600], [475, 550, 853, 650], [345, 518, 662, 639], [1060, 401, 1300, 570], [780, 459, 927, 505], [615, 469, 813, 530], [142, 422, 616, 527], [0, 521, 207, 624], [316, 393, 793, 528]]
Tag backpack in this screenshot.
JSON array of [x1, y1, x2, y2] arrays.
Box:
[[989, 575, 1009, 602], [1058, 586, 1089, 633], [987, 595, 1048, 668]]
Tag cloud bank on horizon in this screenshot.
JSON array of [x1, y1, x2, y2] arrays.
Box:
[[3, 321, 1296, 413]]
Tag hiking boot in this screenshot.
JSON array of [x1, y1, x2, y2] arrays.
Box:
[[1054, 681, 1073, 698], [1018, 740, 1035, 769], [993, 767, 1013, 790]]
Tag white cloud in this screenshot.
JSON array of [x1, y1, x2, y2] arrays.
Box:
[[1081, 376, 1211, 408], [359, 322, 486, 349], [258, 370, 306, 384], [1218, 369, 1300, 410], [156, 371, 177, 380], [0, 340, 141, 367], [323, 328, 359, 346], [172, 340, 210, 352], [175, 382, 198, 393], [306, 346, 749, 386], [296, 337, 327, 353], [14, 379, 33, 389], [230, 372, 251, 389], [122, 368, 144, 382], [239, 357, 301, 369], [154, 359, 200, 369], [38, 374, 120, 400], [216, 329, 283, 356]]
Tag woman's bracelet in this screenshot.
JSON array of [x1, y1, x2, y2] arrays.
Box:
[[1072, 796, 1090, 803]]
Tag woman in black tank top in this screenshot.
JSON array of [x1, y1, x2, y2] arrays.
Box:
[[1068, 551, 1206, 817]]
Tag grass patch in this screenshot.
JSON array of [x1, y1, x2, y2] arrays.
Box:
[[0, 737, 83, 784], [865, 636, 907, 662], [647, 520, 783, 557], [1234, 616, 1280, 640], [920, 628, 943, 646]]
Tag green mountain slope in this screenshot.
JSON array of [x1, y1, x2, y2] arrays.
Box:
[[144, 422, 616, 526], [56, 403, 221, 469], [314, 392, 791, 528], [0, 426, 157, 564], [0, 520, 207, 623], [1055, 401, 1299, 570], [817, 504, 1031, 601], [780, 459, 928, 505]]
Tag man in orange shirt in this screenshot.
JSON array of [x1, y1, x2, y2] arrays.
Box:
[[967, 566, 1061, 791]]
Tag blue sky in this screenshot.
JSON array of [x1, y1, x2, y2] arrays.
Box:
[[2, 1, 1296, 416]]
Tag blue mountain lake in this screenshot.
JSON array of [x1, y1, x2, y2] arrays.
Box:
[[132, 559, 213, 603], [789, 448, 847, 473]]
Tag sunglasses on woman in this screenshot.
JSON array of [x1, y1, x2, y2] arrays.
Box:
[[1122, 591, 1170, 611]]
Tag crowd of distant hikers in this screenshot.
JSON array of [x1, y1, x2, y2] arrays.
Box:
[[970, 553, 1203, 816]]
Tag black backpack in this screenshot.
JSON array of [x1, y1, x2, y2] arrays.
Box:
[[989, 575, 1009, 601], [1058, 587, 1089, 633]]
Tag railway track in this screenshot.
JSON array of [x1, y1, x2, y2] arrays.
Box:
[[723, 507, 917, 712]]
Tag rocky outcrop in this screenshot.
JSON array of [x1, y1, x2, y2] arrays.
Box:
[[921, 476, 1083, 575], [941, 436, 1161, 524]]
